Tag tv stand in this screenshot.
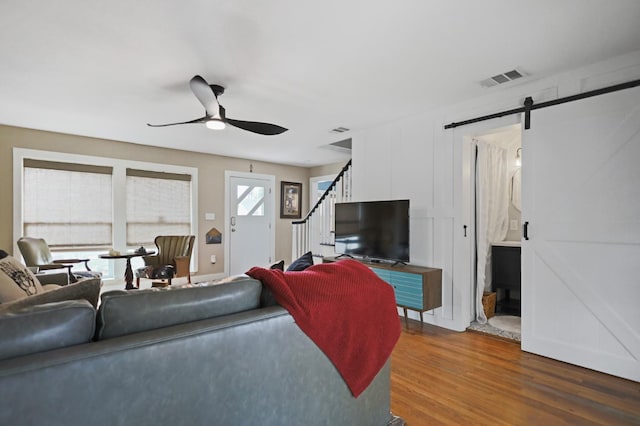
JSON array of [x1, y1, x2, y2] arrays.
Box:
[[335, 253, 354, 260], [323, 256, 442, 322], [363, 258, 406, 267]]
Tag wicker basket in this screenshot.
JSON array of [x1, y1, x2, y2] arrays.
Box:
[[482, 292, 496, 319]]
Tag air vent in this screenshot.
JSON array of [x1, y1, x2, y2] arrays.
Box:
[[330, 127, 350, 133], [480, 69, 527, 88]]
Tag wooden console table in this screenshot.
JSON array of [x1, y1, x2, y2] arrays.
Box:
[[323, 256, 442, 322]]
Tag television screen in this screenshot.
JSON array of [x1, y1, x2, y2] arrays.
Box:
[[334, 199, 410, 262]]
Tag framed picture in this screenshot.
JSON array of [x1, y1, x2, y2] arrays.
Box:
[[280, 181, 302, 219]]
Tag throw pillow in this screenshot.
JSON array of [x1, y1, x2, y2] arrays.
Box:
[[270, 260, 284, 271], [0, 256, 44, 303], [0, 249, 8, 259], [263, 262, 284, 306], [286, 251, 314, 271]]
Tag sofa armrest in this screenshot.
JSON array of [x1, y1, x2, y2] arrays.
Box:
[[141, 254, 159, 266], [36, 271, 70, 286], [36, 264, 71, 272], [174, 256, 190, 275]]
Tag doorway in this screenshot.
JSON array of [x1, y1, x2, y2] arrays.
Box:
[[463, 123, 523, 341], [224, 171, 275, 276]]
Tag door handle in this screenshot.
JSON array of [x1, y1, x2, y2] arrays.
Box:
[[523, 221, 529, 240], [463, 225, 468, 237]]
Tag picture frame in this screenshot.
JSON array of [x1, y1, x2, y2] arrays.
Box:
[[280, 181, 302, 219]]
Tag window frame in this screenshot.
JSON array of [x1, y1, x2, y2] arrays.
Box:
[[13, 148, 198, 280]]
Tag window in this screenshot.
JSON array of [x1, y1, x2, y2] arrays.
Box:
[[23, 160, 113, 249], [236, 185, 265, 216], [14, 149, 198, 280], [126, 169, 192, 246]]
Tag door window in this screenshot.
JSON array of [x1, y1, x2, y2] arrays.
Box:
[[236, 185, 265, 216]]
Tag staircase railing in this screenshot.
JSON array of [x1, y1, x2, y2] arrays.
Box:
[[292, 159, 352, 261]]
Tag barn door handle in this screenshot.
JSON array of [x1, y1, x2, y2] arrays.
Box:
[[523, 221, 529, 240], [463, 225, 468, 237]]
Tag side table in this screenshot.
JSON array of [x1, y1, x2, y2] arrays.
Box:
[[99, 251, 155, 290]]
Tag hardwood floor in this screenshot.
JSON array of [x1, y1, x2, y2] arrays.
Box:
[[390, 319, 640, 425]]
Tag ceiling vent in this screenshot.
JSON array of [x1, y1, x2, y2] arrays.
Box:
[[480, 69, 527, 88], [323, 138, 352, 153], [330, 126, 350, 133]]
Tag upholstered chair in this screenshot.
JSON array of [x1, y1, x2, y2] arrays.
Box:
[[17, 237, 101, 283], [135, 235, 195, 287]]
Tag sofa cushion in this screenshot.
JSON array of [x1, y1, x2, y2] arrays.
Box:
[[96, 277, 262, 340], [286, 251, 314, 271], [0, 255, 44, 303], [35, 270, 71, 286], [0, 278, 102, 311], [0, 299, 96, 361]]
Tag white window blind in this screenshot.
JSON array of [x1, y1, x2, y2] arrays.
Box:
[[23, 160, 113, 249], [126, 169, 192, 246]]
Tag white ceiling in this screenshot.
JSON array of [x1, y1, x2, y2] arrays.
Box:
[[1, 1, 640, 167]]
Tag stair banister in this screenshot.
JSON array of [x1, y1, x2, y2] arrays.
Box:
[[291, 159, 352, 261], [292, 159, 352, 226]]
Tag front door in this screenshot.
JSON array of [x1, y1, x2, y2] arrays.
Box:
[[521, 86, 640, 381], [226, 172, 275, 275]]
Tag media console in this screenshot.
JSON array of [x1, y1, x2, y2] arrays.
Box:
[[323, 256, 442, 322]]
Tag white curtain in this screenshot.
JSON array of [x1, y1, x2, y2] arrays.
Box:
[[475, 141, 510, 323]]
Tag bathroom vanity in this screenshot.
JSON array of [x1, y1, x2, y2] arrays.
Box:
[[491, 241, 521, 315]]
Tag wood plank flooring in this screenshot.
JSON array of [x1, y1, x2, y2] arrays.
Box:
[[390, 319, 640, 425]]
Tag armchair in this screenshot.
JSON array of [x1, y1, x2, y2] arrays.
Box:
[[135, 235, 195, 287], [17, 237, 101, 283]]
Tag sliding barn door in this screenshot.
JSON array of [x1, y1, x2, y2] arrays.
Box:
[[521, 86, 640, 381]]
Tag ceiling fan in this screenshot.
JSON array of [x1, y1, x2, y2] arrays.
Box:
[[147, 75, 288, 135]]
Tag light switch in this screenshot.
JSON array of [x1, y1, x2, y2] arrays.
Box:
[[205, 213, 215, 221], [510, 219, 519, 231], [210, 255, 216, 264]]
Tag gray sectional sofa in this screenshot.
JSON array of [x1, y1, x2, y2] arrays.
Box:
[[0, 277, 399, 426]]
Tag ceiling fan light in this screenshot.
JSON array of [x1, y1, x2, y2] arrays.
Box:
[[206, 119, 226, 130]]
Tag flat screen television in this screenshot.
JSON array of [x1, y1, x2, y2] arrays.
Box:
[[334, 199, 410, 263]]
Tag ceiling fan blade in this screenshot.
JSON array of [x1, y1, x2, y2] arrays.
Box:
[[147, 116, 208, 127], [189, 75, 219, 116], [226, 118, 288, 135]]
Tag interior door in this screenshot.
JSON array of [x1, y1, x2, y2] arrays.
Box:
[[227, 173, 275, 275], [521, 86, 640, 381]]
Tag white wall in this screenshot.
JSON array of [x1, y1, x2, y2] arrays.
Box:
[[352, 49, 640, 331]]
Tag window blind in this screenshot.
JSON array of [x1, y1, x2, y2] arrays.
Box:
[[125, 169, 192, 246], [23, 160, 113, 249]]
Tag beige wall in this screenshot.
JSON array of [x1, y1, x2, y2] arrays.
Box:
[[0, 125, 316, 275], [308, 162, 345, 178]]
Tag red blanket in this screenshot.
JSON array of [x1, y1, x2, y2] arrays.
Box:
[[246, 259, 401, 397]]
